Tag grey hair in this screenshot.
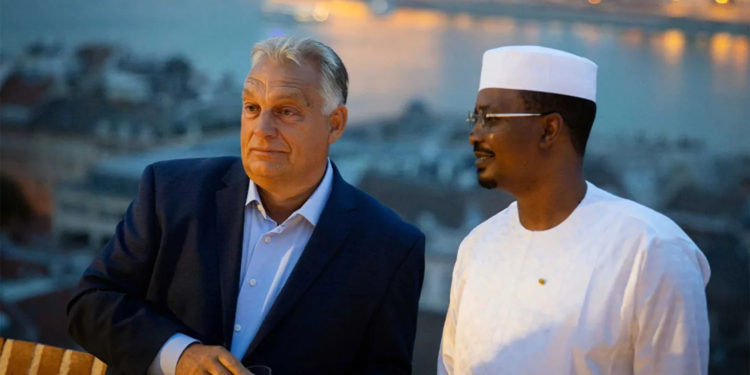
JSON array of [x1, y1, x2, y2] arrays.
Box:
[[251, 36, 348, 114]]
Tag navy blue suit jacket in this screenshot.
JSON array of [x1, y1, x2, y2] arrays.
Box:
[[67, 157, 425, 374]]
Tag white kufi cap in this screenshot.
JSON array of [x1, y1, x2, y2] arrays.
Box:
[[479, 45, 598, 102]]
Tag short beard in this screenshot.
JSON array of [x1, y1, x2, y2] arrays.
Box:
[[476, 168, 497, 189]]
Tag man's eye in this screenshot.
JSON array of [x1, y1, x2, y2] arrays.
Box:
[[244, 104, 259, 113], [279, 107, 299, 117]]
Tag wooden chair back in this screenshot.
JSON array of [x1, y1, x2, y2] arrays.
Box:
[[0, 338, 106, 375]]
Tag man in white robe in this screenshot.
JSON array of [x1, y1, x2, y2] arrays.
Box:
[[438, 46, 710, 375]]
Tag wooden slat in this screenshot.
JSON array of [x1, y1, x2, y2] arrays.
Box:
[[90, 358, 107, 375], [59, 350, 72, 375], [36, 345, 65, 375], [61, 350, 94, 375], [6, 339, 37, 375], [28, 344, 44, 374], [0, 339, 13, 374], [0, 338, 105, 375]]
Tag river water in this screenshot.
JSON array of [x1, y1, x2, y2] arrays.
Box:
[[2, 0, 748, 154]]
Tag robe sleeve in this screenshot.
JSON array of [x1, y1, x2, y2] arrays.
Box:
[[632, 237, 711, 375], [437, 301, 456, 375]]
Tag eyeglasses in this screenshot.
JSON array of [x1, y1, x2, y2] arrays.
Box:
[[466, 111, 545, 130]]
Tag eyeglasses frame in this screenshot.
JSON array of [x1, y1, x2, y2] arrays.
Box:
[[466, 111, 553, 130]]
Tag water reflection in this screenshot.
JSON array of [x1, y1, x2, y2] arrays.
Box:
[[711, 32, 733, 65], [546, 21, 566, 38], [620, 28, 645, 47], [390, 8, 449, 29], [654, 29, 687, 66], [709, 33, 749, 92], [695, 32, 712, 50], [451, 13, 474, 30], [318, 0, 371, 20], [708, 31, 750, 79], [318, 7, 449, 119], [572, 22, 602, 45], [477, 17, 517, 35], [734, 36, 749, 73]]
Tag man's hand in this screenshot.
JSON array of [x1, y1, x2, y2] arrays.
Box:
[[176, 343, 251, 375]]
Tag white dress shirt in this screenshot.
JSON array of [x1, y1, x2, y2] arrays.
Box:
[[438, 181, 710, 375], [149, 160, 333, 375]]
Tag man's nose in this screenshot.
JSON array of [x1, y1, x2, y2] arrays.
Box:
[[468, 122, 482, 145], [253, 111, 277, 138]]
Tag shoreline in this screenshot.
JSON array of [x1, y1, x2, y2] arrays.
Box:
[[393, 0, 750, 34]]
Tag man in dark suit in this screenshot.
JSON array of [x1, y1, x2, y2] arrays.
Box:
[[67, 37, 425, 375]]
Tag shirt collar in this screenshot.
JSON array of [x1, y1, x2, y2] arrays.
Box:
[[245, 159, 334, 226]]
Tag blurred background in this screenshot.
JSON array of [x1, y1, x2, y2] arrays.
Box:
[[0, 0, 748, 373]]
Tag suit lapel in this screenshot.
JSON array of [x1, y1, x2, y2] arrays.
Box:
[[215, 159, 249, 347], [243, 164, 357, 359]]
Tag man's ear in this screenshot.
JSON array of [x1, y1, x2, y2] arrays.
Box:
[[327, 105, 348, 144], [539, 112, 563, 150]]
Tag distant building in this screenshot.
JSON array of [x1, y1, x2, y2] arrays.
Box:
[[53, 135, 241, 250], [0, 42, 240, 221], [0, 234, 91, 348]]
